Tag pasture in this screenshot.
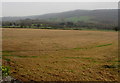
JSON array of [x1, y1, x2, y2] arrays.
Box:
[[2, 28, 119, 82]]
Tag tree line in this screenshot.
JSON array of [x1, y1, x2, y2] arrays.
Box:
[[2, 19, 119, 31]]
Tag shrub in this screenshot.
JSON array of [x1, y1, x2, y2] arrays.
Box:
[[113, 27, 119, 31], [0, 66, 10, 77]]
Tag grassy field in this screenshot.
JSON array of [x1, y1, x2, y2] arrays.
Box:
[[2, 28, 119, 82]]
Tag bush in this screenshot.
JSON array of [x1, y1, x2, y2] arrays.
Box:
[[113, 27, 119, 31], [0, 66, 10, 77]]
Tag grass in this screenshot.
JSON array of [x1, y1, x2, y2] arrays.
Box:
[[82, 57, 93, 60], [2, 54, 15, 57], [68, 70, 74, 73], [73, 47, 88, 50], [64, 57, 81, 59], [2, 54, 38, 58], [17, 55, 38, 58], [64, 57, 93, 60], [79, 28, 116, 32], [102, 64, 120, 69], [4, 58, 11, 62], [73, 43, 112, 50], [96, 43, 112, 47], [2, 51, 15, 53], [114, 60, 120, 62]]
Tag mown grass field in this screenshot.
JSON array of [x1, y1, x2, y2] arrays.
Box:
[[2, 28, 119, 82]]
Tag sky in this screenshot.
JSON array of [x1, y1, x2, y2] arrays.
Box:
[[1, 0, 119, 2], [1, 2, 118, 17]]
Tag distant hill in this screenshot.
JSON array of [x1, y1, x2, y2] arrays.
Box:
[[2, 9, 118, 25]]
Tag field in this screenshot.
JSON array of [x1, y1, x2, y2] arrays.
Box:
[[2, 28, 119, 82]]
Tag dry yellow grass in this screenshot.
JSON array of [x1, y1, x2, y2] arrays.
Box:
[[2, 28, 119, 82]]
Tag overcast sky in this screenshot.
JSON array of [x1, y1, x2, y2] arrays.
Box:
[[2, 2, 118, 17]]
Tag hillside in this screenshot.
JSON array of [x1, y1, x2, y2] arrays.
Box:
[[2, 9, 118, 24]]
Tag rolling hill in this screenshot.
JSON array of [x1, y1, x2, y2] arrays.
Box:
[[2, 9, 118, 25]]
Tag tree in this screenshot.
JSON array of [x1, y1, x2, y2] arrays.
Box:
[[113, 27, 119, 31]]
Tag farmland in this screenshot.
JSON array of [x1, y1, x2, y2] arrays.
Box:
[[2, 28, 119, 82]]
